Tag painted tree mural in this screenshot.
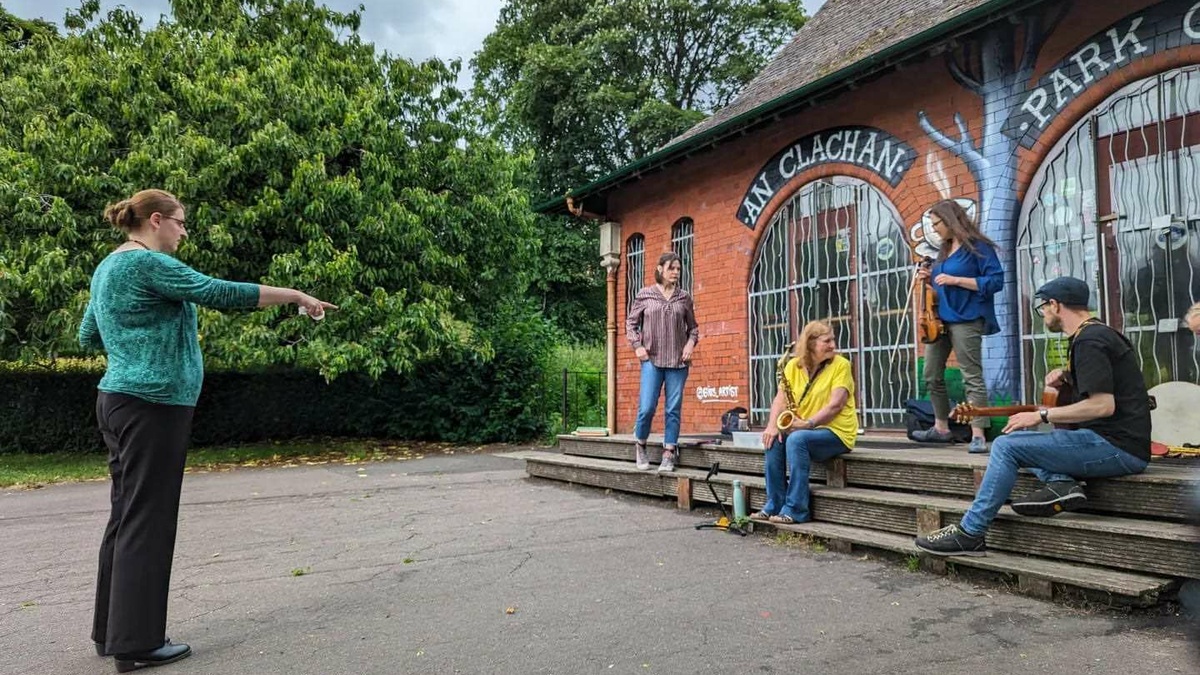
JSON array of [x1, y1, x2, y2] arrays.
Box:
[[917, 2, 1071, 403]]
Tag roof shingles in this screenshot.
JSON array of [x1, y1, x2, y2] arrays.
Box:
[[665, 0, 994, 148]]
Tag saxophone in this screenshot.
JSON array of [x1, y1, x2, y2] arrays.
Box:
[[774, 341, 800, 432]]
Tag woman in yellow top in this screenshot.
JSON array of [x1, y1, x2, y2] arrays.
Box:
[[752, 320, 857, 524]]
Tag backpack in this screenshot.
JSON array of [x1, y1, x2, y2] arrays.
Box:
[[720, 407, 748, 437]]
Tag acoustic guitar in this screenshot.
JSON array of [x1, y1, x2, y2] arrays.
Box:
[[949, 382, 1076, 429]]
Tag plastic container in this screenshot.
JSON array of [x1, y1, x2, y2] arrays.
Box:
[[731, 431, 763, 449]]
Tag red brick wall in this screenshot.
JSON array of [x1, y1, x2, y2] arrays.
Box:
[[605, 0, 1192, 436]]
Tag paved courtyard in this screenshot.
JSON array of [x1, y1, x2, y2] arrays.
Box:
[[1, 450, 1195, 674]]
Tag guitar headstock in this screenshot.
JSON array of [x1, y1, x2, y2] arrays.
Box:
[[949, 403, 977, 424]]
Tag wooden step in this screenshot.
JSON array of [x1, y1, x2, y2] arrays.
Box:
[[755, 521, 1174, 605], [524, 452, 1200, 579], [556, 435, 1200, 521]]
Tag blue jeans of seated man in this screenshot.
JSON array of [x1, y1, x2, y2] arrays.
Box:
[[960, 428, 1148, 536], [762, 429, 848, 522], [633, 361, 689, 447]]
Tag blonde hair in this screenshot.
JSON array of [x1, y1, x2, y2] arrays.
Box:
[[103, 189, 183, 232], [1186, 301, 1200, 324], [798, 320, 833, 373]]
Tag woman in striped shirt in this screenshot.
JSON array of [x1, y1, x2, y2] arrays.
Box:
[[625, 252, 699, 472]]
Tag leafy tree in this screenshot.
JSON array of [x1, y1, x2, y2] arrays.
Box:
[[0, 0, 539, 380], [0, 6, 58, 47], [472, 0, 806, 343], [473, 0, 807, 197]]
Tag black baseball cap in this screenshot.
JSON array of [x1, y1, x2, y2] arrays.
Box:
[[1035, 277, 1090, 307]]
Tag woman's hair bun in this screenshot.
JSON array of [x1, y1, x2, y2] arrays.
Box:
[[103, 200, 138, 231]]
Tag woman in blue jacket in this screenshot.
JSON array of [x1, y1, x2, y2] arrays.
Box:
[[911, 199, 1004, 453]]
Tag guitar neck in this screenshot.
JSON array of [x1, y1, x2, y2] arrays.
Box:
[[954, 405, 1038, 419]]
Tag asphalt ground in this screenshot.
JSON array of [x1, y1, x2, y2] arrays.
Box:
[[1, 449, 1196, 674]]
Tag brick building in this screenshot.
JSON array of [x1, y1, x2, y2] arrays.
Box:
[[541, 0, 1200, 436]]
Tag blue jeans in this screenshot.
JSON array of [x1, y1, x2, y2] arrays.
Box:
[[761, 429, 848, 522], [633, 361, 689, 447], [960, 428, 1148, 536]]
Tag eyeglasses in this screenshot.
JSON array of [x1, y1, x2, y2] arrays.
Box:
[[160, 215, 187, 227], [1034, 299, 1053, 316]]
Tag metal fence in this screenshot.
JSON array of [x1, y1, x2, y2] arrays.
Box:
[[545, 369, 607, 434]]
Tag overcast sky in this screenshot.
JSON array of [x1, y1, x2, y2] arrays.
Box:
[[5, 0, 827, 89]]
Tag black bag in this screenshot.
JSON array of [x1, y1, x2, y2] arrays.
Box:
[[904, 398, 972, 443], [720, 407, 748, 437]]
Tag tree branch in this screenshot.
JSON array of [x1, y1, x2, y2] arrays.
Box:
[[918, 111, 989, 186], [946, 52, 983, 95], [1018, 2, 1069, 77], [952, 113, 989, 187], [917, 110, 958, 153]]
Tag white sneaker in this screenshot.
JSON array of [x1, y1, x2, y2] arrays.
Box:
[[658, 449, 677, 473]]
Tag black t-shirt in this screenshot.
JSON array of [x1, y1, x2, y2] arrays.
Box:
[[1068, 323, 1152, 462]]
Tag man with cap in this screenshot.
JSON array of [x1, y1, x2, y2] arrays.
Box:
[[916, 276, 1153, 556]]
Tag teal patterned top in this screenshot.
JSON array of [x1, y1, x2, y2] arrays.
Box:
[[79, 250, 260, 406]]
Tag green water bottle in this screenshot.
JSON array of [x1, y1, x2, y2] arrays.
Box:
[[732, 479, 747, 520]]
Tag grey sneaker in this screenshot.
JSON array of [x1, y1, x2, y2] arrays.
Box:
[[915, 523, 987, 556], [968, 437, 988, 454], [911, 427, 955, 443], [658, 448, 677, 473], [635, 442, 650, 471], [1011, 480, 1086, 517]]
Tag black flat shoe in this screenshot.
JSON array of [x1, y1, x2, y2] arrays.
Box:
[[114, 640, 191, 672], [96, 636, 171, 658]]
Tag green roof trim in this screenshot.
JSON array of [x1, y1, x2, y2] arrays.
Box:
[[535, 0, 1035, 215]]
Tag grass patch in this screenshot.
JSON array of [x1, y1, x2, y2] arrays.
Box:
[[0, 439, 499, 489], [768, 530, 827, 553]]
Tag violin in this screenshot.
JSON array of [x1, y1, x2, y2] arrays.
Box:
[[912, 255, 940, 343]]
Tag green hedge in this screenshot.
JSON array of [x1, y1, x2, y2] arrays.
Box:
[[0, 351, 552, 455], [1, 301, 558, 454]]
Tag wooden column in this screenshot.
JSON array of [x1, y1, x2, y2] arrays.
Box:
[[676, 476, 693, 510], [827, 457, 848, 488]]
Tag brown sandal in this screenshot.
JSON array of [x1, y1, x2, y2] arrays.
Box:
[[750, 510, 773, 522], [768, 514, 796, 524]]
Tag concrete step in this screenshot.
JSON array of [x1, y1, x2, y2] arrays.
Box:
[[556, 434, 1200, 522], [755, 520, 1174, 606], [524, 451, 1200, 580]]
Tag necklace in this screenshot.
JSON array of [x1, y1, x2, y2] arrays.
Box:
[[129, 240, 150, 250]]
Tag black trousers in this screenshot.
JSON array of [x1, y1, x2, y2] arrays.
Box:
[[92, 392, 194, 654]]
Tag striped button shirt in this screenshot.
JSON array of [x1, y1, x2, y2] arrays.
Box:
[[625, 285, 699, 369]]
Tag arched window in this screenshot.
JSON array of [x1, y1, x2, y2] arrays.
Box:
[[625, 234, 645, 314], [748, 176, 912, 429], [671, 217, 694, 292], [1018, 65, 1200, 395]]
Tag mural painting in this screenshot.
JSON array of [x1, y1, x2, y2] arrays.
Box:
[[920, 0, 1200, 402]]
